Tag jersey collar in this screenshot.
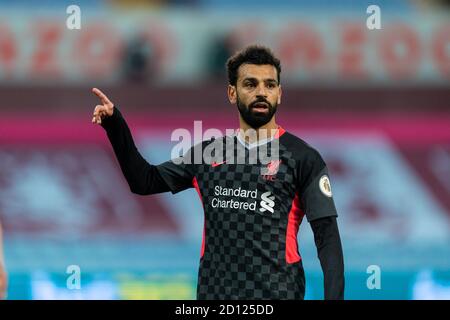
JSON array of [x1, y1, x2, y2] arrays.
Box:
[[235, 125, 285, 149]]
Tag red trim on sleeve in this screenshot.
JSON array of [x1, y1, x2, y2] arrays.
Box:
[[285, 192, 304, 263], [192, 177, 205, 258]]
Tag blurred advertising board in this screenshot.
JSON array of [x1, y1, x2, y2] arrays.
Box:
[[0, 11, 449, 85]]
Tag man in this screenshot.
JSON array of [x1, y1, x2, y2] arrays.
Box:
[[92, 45, 344, 300], [0, 220, 7, 299]]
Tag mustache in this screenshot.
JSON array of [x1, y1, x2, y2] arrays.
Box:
[[249, 98, 271, 109]]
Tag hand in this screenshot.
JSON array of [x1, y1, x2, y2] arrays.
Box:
[[91, 87, 114, 125], [0, 263, 7, 299]]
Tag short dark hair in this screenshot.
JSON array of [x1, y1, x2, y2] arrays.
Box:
[[226, 45, 281, 86]]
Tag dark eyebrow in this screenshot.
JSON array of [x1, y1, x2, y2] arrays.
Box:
[[265, 79, 278, 85], [242, 77, 278, 84]]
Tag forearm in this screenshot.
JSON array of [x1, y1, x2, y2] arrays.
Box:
[[310, 216, 345, 300], [101, 107, 170, 195]]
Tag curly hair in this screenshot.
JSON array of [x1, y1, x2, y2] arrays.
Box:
[[226, 45, 281, 86]]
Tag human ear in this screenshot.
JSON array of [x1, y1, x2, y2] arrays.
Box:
[[228, 85, 237, 104]]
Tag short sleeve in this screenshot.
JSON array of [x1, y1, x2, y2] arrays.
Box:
[[298, 151, 338, 222]]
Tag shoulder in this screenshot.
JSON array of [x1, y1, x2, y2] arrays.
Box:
[[191, 135, 229, 151], [281, 132, 332, 194], [186, 135, 230, 161], [280, 131, 326, 166], [186, 134, 220, 150]]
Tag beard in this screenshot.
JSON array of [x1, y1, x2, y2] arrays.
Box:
[[236, 94, 278, 129]]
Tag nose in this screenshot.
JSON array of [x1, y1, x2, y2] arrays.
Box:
[[255, 83, 268, 97]]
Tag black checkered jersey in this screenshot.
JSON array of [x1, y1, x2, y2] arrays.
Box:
[[157, 128, 338, 299]]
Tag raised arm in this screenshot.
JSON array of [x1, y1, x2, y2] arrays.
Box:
[[91, 88, 171, 195]]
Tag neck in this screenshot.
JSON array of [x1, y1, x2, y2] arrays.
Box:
[[238, 116, 279, 144]]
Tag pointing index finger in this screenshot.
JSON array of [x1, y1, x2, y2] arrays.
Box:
[[92, 87, 111, 105]]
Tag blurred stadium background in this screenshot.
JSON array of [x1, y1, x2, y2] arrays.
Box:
[[1, 0, 450, 299]]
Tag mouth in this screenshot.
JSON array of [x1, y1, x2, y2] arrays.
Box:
[[251, 102, 269, 113]]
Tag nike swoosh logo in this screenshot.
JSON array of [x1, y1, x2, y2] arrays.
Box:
[[211, 161, 226, 167]]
